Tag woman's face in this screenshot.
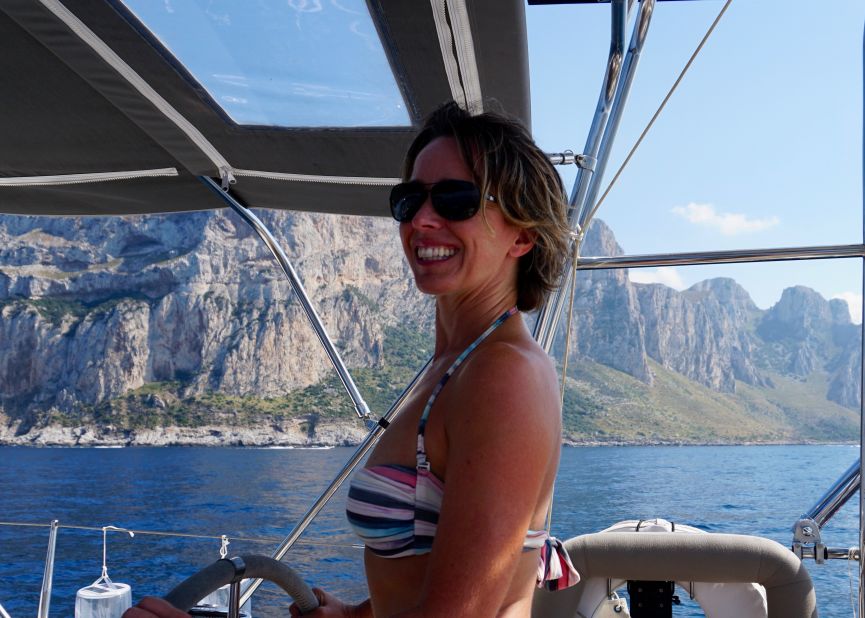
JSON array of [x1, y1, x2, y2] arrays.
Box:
[[399, 137, 533, 303]]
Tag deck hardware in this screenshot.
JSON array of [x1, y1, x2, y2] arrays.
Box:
[[626, 580, 675, 617], [792, 459, 860, 563], [547, 151, 597, 171], [219, 168, 237, 191]]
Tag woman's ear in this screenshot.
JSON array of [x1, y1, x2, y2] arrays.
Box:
[[509, 229, 536, 258]]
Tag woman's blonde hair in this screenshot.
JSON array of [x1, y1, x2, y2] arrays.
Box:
[[403, 101, 571, 311]]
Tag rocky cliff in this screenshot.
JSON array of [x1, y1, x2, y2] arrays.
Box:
[[0, 209, 431, 440], [0, 213, 858, 445]]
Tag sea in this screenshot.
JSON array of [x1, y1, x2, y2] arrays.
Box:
[[0, 444, 859, 617]]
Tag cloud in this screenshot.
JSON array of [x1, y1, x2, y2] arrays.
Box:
[[628, 267, 686, 290], [671, 202, 780, 236], [831, 292, 862, 324]]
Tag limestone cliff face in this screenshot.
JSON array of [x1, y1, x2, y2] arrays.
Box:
[[565, 222, 859, 407], [758, 287, 860, 407], [0, 211, 860, 444], [636, 278, 767, 393], [564, 220, 652, 383], [0, 210, 431, 422]]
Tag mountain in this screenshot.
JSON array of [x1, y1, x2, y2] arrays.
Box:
[[0, 212, 858, 445], [555, 221, 858, 443]]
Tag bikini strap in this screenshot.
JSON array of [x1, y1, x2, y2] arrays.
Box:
[[416, 306, 518, 470]]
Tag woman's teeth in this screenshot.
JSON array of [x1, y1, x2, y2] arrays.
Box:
[[417, 246, 456, 261]]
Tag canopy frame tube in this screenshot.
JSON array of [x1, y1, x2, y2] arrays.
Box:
[[535, 0, 655, 351], [576, 243, 865, 269], [859, 18, 865, 617], [200, 177, 371, 420], [37, 519, 59, 618]]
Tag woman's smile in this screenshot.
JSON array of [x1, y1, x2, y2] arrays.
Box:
[[415, 245, 457, 262]]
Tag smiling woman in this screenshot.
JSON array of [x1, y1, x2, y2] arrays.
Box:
[[398, 102, 572, 312], [124, 101, 576, 618]]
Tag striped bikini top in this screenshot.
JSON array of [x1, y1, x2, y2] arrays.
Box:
[[345, 307, 580, 590]]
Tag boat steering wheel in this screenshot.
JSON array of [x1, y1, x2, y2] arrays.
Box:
[[162, 554, 319, 615]]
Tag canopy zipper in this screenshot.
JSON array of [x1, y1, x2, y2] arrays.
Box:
[[430, 0, 483, 114], [233, 169, 399, 187], [0, 168, 178, 188], [38, 0, 234, 178]]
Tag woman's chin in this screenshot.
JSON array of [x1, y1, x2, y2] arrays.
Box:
[[410, 269, 461, 296]]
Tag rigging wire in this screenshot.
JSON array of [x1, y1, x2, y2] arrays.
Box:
[[0, 521, 363, 550], [585, 0, 734, 224]]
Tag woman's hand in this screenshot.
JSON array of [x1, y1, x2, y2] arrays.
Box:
[[122, 597, 190, 617], [289, 588, 371, 617]]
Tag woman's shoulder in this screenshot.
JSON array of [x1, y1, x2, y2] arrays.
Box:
[[446, 337, 561, 434], [460, 336, 557, 389]]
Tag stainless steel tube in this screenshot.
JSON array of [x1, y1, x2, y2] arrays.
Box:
[[859, 21, 865, 615], [580, 0, 656, 230], [534, 0, 652, 351], [37, 519, 59, 618], [860, 289, 864, 615], [801, 547, 860, 561], [802, 460, 860, 529], [238, 358, 431, 606], [201, 176, 371, 419], [577, 243, 865, 270], [827, 547, 860, 561], [568, 0, 628, 225], [228, 580, 242, 618], [534, 0, 628, 348]]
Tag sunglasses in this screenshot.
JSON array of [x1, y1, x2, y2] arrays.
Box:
[[389, 179, 496, 223]]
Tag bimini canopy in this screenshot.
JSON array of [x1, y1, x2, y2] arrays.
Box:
[[0, 0, 529, 216]]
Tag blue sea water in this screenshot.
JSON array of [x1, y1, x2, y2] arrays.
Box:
[[0, 444, 859, 617]]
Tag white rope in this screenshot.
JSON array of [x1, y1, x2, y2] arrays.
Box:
[[93, 525, 134, 586], [586, 0, 734, 223]]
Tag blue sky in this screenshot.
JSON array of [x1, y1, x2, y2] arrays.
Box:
[[526, 1, 864, 321]]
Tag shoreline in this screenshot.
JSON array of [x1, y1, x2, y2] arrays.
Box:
[[0, 422, 855, 448]]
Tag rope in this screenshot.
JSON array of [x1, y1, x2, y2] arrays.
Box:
[[547, 233, 583, 533], [585, 0, 734, 224], [0, 520, 364, 550]]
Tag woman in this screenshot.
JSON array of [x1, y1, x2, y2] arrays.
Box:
[[125, 101, 576, 618]]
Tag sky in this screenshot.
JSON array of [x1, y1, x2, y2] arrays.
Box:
[[526, 1, 864, 322]]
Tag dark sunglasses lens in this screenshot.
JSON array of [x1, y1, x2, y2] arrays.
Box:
[[431, 180, 481, 221], [389, 183, 425, 222]]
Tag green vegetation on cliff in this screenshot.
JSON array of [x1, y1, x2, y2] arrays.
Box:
[[561, 358, 857, 443]]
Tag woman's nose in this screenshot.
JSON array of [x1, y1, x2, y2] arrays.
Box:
[[411, 197, 442, 229]]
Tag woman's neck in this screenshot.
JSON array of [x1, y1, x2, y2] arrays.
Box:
[[432, 291, 519, 358]]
